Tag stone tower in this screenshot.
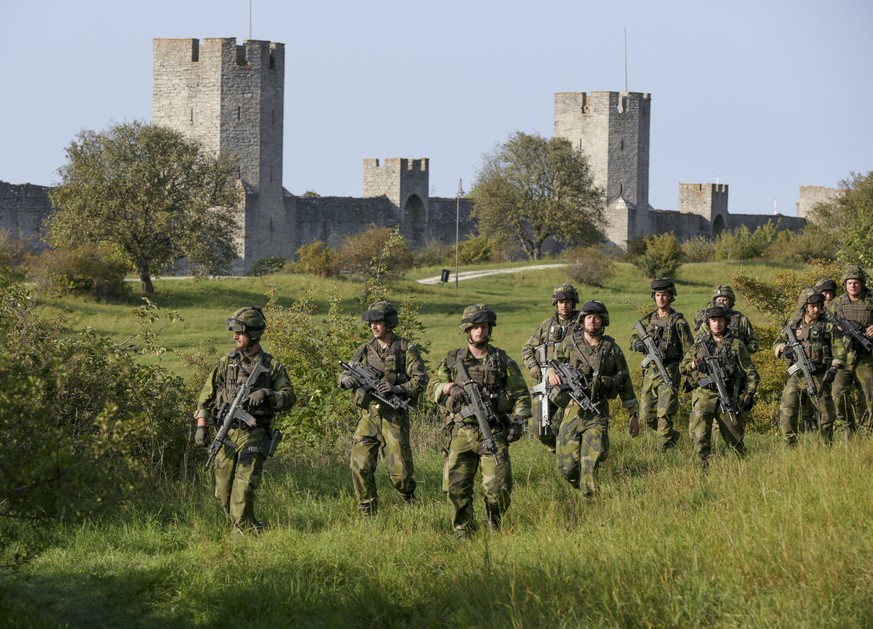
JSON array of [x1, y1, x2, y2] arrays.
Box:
[[678, 183, 729, 235], [554, 91, 652, 246], [152, 38, 291, 271], [363, 158, 429, 247]]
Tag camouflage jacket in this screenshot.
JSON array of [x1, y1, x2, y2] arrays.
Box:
[[773, 314, 846, 373], [680, 333, 759, 397], [520, 311, 578, 372], [629, 309, 694, 365], [694, 305, 760, 353]]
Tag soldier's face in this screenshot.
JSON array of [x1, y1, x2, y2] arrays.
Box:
[[370, 320, 388, 340], [805, 303, 821, 320], [467, 323, 490, 345], [234, 331, 253, 352], [556, 298, 574, 318], [821, 290, 834, 304], [653, 291, 670, 309], [584, 314, 603, 334], [715, 296, 732, 308], [845, 279, 862, 297], [708, 317, 727, 336]]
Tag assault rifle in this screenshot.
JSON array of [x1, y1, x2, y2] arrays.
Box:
[[548, 360, 605, 420], [632, 319, 676, 393], [454, 360, 500, 465], [338, 360, 412, 411], [697, 339, 744, 443], [529, 344, 552, 437], [782, 325, 819, 402], [205, 362, 267, 469], [825, 311, 873, 354]]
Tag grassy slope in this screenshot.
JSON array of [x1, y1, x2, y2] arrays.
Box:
[[8, 261, 871, 627]]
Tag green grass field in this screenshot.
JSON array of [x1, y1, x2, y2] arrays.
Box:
[[6, 260, 872, 627]]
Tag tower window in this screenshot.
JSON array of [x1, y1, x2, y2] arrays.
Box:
[[237, 106, 241, 121], [190, 108, 194, 124], [620, 139, 624, 151]]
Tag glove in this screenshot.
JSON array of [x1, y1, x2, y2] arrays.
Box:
[[823, 366, 839, 385], [693, 358, 704, 371], [633, 339, 647, 353], [246, 388, 272, 407], [782, 346, 795, 362], [449, 385, 468, 403], [377, 381, 404, 395], [628, 412, 640, 438], [505, 418, 526, 443], [529, 366, 541, 380], [742, 393, 755, 411], [340, 375, 359, 389], [194, 426, 209, 447]]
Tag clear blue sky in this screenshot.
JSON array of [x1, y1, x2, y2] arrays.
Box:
[[2, 0, 870, 216]]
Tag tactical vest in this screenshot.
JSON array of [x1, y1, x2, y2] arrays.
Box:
[[646, 310, 686, 361], [838, 295, 873, 328], [564, 332, 622, 401], [220, 353, 275, 421], [794, 318, 832, 371], [687, 336, 744, 392], [447, 347, 515, 417], [360, 337, 410, 385]]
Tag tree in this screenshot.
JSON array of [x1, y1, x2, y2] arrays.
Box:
[[470, 132, 605, 260], [811, 171, 873, 267], [47, 121, 242, 293]]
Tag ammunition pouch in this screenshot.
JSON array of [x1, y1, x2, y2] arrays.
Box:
[[353, 387, 374, 409], [548, 385, 571, 409]]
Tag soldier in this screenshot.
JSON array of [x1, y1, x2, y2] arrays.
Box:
[[521, 283, 580, 451], [680, 305, 759, 469], [694, 285, 760, 353], [194, 306, 296, 535], [427, 304, 531, 539], [798, 278, 839, 431], [815, 278, 838, 310], [773, 289, 845, 446], [830, 265, 873, 437], [629, 278, 694, 451], [547, 301, 640, 498], [339, 301, 428, 516]]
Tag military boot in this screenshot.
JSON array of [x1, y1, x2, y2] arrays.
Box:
[[401, 492, 417, 506], [360, 499, 378, 517], [661, 429, 681, 452]]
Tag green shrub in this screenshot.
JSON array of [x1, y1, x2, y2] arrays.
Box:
[[413, 240, 453, 268], [248, 256, 288, 277], [714, 221, 778, 261], [293, 240, 340, 278], [765, 225, 839, 263], [681, 236, 716, 262], [458, 235, 494, 264], [564, 245, 615, 286], [338, 226, 413, 285], [633, 232, 683, 279], [28, 244, 129, 300]]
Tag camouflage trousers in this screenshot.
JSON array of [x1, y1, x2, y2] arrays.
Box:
[[832, 353, 873, 437], [556, 411, 609, 498], [442, 424, 512, 534], [214, 426, 269, 528], [779, 372, 835, 445], [639, 362, 681, 449], [688, 389, 745, 465], [350, 411, 416, 514]]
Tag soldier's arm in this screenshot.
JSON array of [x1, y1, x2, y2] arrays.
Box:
[[505, 357, 532, 419], [427, 358, 453, 404], [829, 322, 848, 367], [194, 360, 223, 425], [613, 346, 639, 412], [520, 320, 548, 370], [679, 345, 698, 377], [403, 343, 429, 396], [743, 316, 761, 353], [268, 361, 297, 411], [676, 316, 694, 356], [735, 341, 759, 394]]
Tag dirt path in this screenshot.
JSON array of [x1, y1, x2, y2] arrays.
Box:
[[417, 263, 567, 285]]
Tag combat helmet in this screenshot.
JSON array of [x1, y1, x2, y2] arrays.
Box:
[[703, 304, 729, 321], [795, 287, 825, 312], [579, 300, 609, 327], [459, 304, 497, 334], [841, 264, 867, 287], [712, 285, 736, 307], [815, 277, 837, 294], [650, 277, 677, 302], [361, 300, 399, 329], [226, 306, 267, 341], [552, 283, 579, 305]]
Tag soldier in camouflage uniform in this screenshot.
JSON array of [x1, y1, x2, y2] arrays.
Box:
[[815, 278, 838, 310], [774, 288, 846, 446], [195, 306, 297, 535], [694, 285, 760, 353], [339, 301, 428, 516], [830, 265, 873, 437], [427, 304, 531, 539], [629, 278, 693, 451], [681, 305, 759, 468], [521, 283, 580, 451], [548, 301, 640, 498], [798, 278, 839, 431]]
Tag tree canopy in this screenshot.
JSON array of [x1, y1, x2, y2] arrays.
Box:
[[811, 171, 873, 268], [470, 132, 605, 260], [48, 121, 242, 293]]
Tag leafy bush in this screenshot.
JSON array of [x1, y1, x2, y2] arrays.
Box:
[[714, 221, 778, 261], [765, 225, 839, 263], [564, 246, 615, 286], [0, 232, 27, 287], [338, 226, 413, 286], [293, 240, 340, 278], [458, 235, 495, 264], [680, 236, 716, 262], [28, 244, 130, 300], [633, 232, 683, 279], [248, 256, 288, 277], [413, 240, 453, 268]]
